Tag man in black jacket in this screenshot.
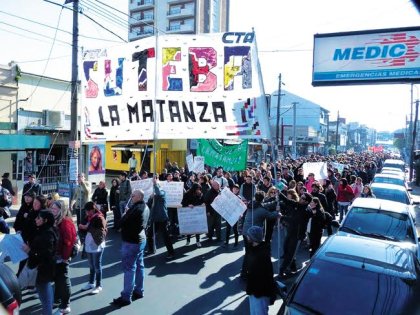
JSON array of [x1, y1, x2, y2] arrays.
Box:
[[21, 173, 42, 203], [92, 180, 109, 218], [113, 189, 150, 307], [203, 180, 222, 241], [1, 173, 15, 196]]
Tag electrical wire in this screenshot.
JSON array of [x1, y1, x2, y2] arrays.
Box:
[[0, 26, 69, 48], [16, 55, 71, 64], [79, 0, 129, 30], [80, 0, 128, 26]]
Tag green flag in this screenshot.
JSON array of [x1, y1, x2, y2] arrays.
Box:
[[196, 139, 248, 171]]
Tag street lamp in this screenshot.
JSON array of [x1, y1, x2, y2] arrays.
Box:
[[275, 73, 285, 160]]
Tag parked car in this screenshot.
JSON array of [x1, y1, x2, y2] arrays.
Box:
[[370, 182, 413, 205], [372, 173, 411, 191], [335, 197, 419, 258], [0, 263, 20, 314], [380, 167, 406, 177], [278, 234, 420, 315], [383, 159, 406, 172]]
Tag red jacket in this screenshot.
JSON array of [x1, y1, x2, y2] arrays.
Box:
[[57, 217, 77, 260], [336, 184, 354, 203]]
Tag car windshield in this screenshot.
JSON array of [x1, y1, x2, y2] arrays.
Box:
[[383, 163, 405, 171], [291, 259, 414, 315], [342, 207, 415, 242], [371, 187, 410, 204], [373, 177, 405, 186]]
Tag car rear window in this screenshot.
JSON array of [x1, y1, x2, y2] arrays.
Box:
[[371, 188, 410, 204], [343, 207, 415, 242], [291, 259, 414, 315], [383, 163, 405, 171]]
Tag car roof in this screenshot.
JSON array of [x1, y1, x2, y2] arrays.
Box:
[[318, 234, 417, 279], [384, 159, 405, 165], [370, 182, 408, 192], [350, 197, 410, 214], [374, 173, 405, 180]]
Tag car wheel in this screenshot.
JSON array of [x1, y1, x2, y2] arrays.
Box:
[[0, 264, 21, 305]]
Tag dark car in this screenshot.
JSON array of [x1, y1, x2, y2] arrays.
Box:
[[278, 234, 420, 315], [0, 263, 20, 314]]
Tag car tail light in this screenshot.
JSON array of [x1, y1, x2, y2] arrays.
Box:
[[6, 300, 19, 315]]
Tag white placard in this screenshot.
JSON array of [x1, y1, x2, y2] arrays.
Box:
[[331, 162, 346, 174], [186, 154, 194, 172], [0, 234, 28, 263], [130, 178, 154, 201], [159, 181, 184, 208], [192, 156, 205, 173], [178, 206, 208, 235], [211, 187, 247, 226], [302, 162, 328, 180]]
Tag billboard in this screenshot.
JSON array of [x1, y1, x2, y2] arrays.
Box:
[[81, 32, 271, 142], [312, 26, 420, 86]]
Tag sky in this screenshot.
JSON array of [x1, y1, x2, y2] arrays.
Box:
[[0, 0, 418, 132]]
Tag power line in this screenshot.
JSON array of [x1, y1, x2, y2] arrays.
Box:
[[0, 9, 123, 43], [79, 0, 129, 30], [17, 55, 71, 64], [0, 26, 69, 48], [80, 0, 128, 26]]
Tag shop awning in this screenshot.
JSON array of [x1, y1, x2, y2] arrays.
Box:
[[111, 144, 153, 152], [111, 144, 132, 151], [0, 135, 51, 150]]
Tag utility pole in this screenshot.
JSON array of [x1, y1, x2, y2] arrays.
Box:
[[335, 111, 339, 152], [275, 74, 284, 160], [410, 99, 419, 182], [326, 112, 330, 155], [292, 102, 298, 158]]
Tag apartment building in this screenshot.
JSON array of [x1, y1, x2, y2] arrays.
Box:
[[128, 0, 230, 41]]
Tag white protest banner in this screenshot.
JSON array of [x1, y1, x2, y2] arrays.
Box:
[[302, 162, 328, 180], [178, 206, 208, 235], [331, 162, 346, 174], [81, 33, 271, 141], [0, 234, 28, 263], [130, 178, 154, 202], [192, 156, 205, 173], [159, 181, 184, 208], [186, 154, 194, 172], [211, 187, 247, 226]]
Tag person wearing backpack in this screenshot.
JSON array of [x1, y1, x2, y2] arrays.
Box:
[[50, 201, 76, 315]]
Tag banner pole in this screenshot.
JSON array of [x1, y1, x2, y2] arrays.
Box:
[[152, 32, 159, 177]]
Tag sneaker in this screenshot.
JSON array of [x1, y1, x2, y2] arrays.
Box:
[[112, 296, 131, 307], [91, 286, 102, 294], [132, 291, 144, 300], [196, 242, 201, 248], [81, 283, 95, 291], [55, 307, 71, 314]]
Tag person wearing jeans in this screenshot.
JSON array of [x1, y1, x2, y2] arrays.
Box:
[[51, 201, 77, 314], [113, 190, 149, 307], [79, 202, 107, 294]]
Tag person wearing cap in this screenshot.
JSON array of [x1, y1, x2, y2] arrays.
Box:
[[21, 173, 42, 203], [1, 172, 15, 196], [118, 171, 132, 225], [23, 209, 58, 315], [70, 173, 91, 227], [245, 226, 277, 315], [241, 192, 281, 279]]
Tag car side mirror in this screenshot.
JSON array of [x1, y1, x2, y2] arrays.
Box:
[[331, 220, 340, 228], [276, 281, 288, 299], [413, 200, 420, 205]]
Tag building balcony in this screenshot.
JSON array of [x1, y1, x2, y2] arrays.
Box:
[[129, 0, 154, 12], [166, 23, 194, 33], [130, 14, 155, 26], [167, 0, 187, 3], [167, 7, 195, 19], [128, 29, 154, 41]]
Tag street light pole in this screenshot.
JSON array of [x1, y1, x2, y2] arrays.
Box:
[[292, 102, 298, 158]]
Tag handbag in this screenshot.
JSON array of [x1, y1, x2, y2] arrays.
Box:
[[18, 262, 38, 289]]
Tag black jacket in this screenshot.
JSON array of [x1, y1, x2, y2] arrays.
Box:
[[203, 187, 220, 216], [120, 201, 149, 244], [109, 185, 120, 209], [246, 242, 277, 298], [1, 178, 14, 196], [13, 202, 32, 233], [92, 187, 108, 207], [21, 182, 42, 203], [27, 223, 58, 283]]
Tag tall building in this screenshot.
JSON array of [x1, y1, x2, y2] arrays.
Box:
[[128, 0, 230, 42]]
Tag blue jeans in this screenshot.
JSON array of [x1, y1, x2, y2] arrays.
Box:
[[36, 281, 53, 315], [249, 295, 270, 315], [338, 203, 350, 222], [121, 241, 146, 301], [87, 250, 104, 287]]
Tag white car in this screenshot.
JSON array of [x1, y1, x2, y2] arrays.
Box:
[[372, 173, 411, 191], [337, 197, 420, 259]]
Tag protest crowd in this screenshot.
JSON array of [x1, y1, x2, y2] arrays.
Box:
[[0, 150, 397, 315]]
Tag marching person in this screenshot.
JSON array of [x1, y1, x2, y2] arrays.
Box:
[[118, 172, 132, 228], [70, 173, 91, 227], [109, 178, 120, 229], [146, 177, 175, 259], [203, 180, 222, 242], [224, 184, 243, 247], [92, 180, 109, 218], [79, 202, 107, 295], [112, 190, 149, 307], [181, 183, 204, 248], [21, 173, 42, 203]]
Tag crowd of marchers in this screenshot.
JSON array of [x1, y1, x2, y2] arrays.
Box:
[[0, 151, 399, 315]]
